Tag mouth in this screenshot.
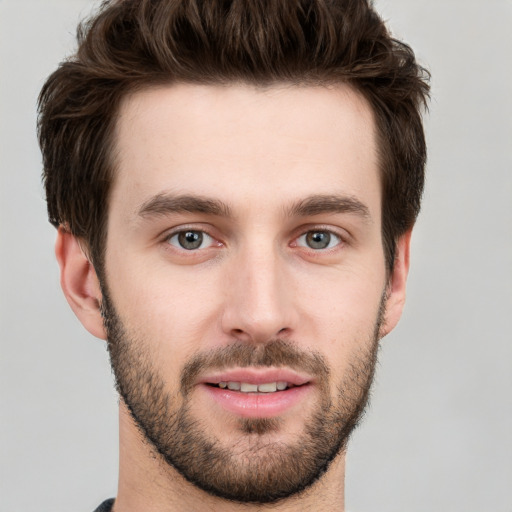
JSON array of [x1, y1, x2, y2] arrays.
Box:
[[206, 381, 301, 393], [197, 369, 313, 419]]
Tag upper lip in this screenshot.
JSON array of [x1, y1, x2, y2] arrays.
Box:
[[198, 368, 312, 386]]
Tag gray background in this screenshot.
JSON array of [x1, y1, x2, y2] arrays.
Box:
[[1, 0, 511, 510]]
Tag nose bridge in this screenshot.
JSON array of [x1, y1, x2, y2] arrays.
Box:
[[222, 237, 295, 342]]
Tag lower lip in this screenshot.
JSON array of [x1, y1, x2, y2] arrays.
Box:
[[200, 384, 312, 418]]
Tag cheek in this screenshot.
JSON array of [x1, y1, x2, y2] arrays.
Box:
[[295, 269, 385, 374], [106, 256, 224, 351], [298, 264, 385, 325]]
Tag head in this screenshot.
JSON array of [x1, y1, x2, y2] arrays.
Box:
[[39, 0, 429, 505]]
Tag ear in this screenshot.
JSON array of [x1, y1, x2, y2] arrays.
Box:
[[380, 229, 412, 338], [55, 226, 107, 340]]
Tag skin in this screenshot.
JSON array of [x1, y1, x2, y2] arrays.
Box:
[[56, 83, 411, 511]]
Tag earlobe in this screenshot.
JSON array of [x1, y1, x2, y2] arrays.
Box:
[[380, 230, 412, 338], [55, 226, 107, 340]]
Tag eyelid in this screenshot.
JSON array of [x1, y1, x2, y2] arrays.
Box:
[[291, 225, 349, 247], [167, 230, 214, 250], [295, 230, 342, 250], [158, 223, 349, 253], [161, 224, 223, 250]]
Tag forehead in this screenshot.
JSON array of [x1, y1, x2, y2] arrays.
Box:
[[111, 83, 380, 219]]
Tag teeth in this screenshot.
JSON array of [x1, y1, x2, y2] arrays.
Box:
[[217, 381, 290, 393], [240, 383, 259, 392], [258, 382, 277, 393]]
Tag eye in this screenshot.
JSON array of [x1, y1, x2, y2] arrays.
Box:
[[167, 230, 215, 250], [296, 230, 342, 250]]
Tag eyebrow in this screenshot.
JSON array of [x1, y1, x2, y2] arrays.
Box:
[[288, 194, 372, 222], [137, 193, 233, 219], [136, 192, 371, 223]]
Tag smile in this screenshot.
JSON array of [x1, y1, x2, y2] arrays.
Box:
[[211, 381, 297, 393], [198, 369, 313, 418]]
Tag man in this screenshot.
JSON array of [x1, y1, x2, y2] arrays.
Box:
[[38, 0, 429, 510]]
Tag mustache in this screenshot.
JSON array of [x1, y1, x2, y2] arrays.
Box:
[[180, 339, 330, 394]]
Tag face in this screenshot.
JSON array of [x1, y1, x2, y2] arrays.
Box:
[[101, 83, 395, 503]]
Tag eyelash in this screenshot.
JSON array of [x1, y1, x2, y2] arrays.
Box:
[[294, 230, 343, 251], [166, 230, 217, 251], [163, 226, 346, 253]]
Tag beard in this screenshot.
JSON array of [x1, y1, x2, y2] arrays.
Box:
[[101, 288, 385, 504]]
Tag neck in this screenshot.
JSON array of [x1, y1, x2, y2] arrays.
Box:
[[114, 403, 346, 512]]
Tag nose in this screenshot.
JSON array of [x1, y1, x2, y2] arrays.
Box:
[[220, 244, 298, 344]]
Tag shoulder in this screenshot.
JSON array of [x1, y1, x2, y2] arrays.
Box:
[[93, 498, 115, 512]]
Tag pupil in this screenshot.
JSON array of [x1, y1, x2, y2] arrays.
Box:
[[179, 231, 202, 250], [307, 231, 330, 249]]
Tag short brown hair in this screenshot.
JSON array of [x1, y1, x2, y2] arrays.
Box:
[[38, 0, 430, 275]]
